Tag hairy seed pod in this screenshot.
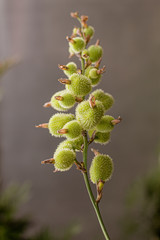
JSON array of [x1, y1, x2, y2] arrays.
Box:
[[76, 100, 104, 130], [96, 115, 114, 133], [89, 154, 113, 183], [58, 91, 75, 109], [88, 45, 103, 63], [61, 120, 82, 139], [91, 89, 114, 111], [88, 130, 111, 145], [67, 135, 84, 151], [64, 62, 77, 77], [89, 68, 101, 86], [69, 37, 85, 53], [54, 148, 76, 171], [56, 140, 74, 151], [84, 26, 94, 39], [66, 73, 92, 97], [48, 113, 75, 137], [50, 90, 68, 111]]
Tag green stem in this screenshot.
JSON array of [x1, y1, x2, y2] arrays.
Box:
[[81, 58, 85, 75], [82, 135, 110, 240]]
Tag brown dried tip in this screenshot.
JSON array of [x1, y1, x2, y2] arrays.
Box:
[[35, 123, 48, 128], [91, 148, 100, 156], [58, 64, 69, 71], [55, 96, 63, 101], [95, 39, 100, 46], [80, 15, 88, 28], [43, 102, 51, 108], [75, 96, 83, 103], [41, 158, 55, 164], [89, 95, 96, 108], [58, 78, 71, 85], [57, 129, 68, 134], [66, 36, 75, 44], [94, 57, 102, 68], [96, 180, 105, 204], [111, 116, 122, 125], [97, 66, 106, 75], [70, 12, 79, 18]]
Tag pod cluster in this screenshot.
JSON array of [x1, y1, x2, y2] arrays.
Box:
[[37, 12, 121, 189]]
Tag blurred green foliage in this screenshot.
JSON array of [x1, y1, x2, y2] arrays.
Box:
[[122, 151, 160, 240], [0, 183, 81, 240]]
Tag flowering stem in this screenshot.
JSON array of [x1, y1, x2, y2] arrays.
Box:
[[81, 58, 85, 75], [82, 134, 110, 240]]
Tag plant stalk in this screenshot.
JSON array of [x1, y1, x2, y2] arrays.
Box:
[[82, 135, 110, 240]]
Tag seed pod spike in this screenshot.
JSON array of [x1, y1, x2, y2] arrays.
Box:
[[58, 78, 71, 85], [70, 12, 79, 19], [97, 65, 106, 75], [41, 158, 55, 164], [66, 36, 75, 44], [55, 96, 63, 101], [57, 129, 68, 134], [35, 123, 48, 128], [95, 39, 100, 46], [94, 57, 102, 68], [89, 95, 96, 108], [43, 102, 51, 108], [111, 116, 122, 125], [58, 64, 69, 71], [91, 148, 100, 156]]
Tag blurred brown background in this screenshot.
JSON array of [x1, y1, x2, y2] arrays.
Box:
[[0, 0, 160, 239]]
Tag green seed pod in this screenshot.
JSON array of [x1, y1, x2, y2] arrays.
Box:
[[66, 73, 92, 97], [54, 148, 76, 171], [69, 37, 85, 53], [56, 140, 74, 152], [76, 100, 104, 130], [50, 90, 69, 111], [88, 130, 111, 145], [89, 154, 113, 183], [89, 68, 101, 86], [62, 120, 82, 140], [81, 49, 89, 59], [67, 135, 84, 151], [84, 26, 94, 39], [96, 115, 114, 133], [85, 66, 94, 77], [69, 46, 75, 57], [64, 62, 77, 77], [91, 89, 114, 111], [58, 91, 75, 109], [48, 113, 75, 137], [88, 45, 103, 63]]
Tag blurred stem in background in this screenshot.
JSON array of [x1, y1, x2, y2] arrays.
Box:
[[121, 143, 160, 240]]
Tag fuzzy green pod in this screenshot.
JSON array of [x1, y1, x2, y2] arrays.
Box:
[[56, 140, 74, 152], [89, 154, 113, 183], [88, 130, 111, 145], [62, 120, 82, 140], [50, 90, 69, 111], [89, 68, 101, 86], [58, 91, 75, 109], [76, 100, 104, 130], [54, 148, 76, 171], [96, 115, 114, 133], [67, 135, 84, 151], [48, 113, 75, 137], [84, 26, 94, 39], [64, 62, 77, 77], [91, 89, 114, 111], [69, 37, 85, 53], [88, 45, 103, 63], [66, 73, 92, 97]]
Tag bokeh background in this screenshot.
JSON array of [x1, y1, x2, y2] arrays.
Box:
[[0, 0, 160, 239]]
